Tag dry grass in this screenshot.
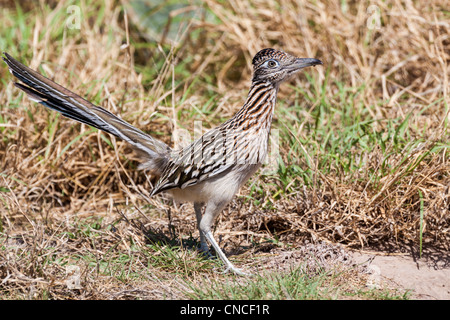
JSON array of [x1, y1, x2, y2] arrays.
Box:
[[0, 0, 448, 299]]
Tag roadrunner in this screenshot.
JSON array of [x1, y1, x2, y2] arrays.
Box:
[[3, 49, 322, 275]]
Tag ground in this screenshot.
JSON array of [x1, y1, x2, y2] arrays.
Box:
[[352, 249, 450, 300]]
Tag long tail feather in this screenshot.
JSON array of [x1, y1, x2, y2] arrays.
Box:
[[3, 52, 170, 173]]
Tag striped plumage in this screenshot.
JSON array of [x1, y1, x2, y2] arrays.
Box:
[[3, 49, 322, 275], [152, 81, 277, 196]]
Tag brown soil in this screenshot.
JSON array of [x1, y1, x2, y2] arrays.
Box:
[[244, 241, 450, 299], [351, 248, 450, 300]]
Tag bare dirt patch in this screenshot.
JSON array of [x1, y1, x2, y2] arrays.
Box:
[[245, 242, 450, 299], [351, 248, 450, 299]]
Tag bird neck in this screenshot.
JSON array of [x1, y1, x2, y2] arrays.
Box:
[[231, 81, 278, 131]]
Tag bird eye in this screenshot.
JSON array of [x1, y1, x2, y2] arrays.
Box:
[[267, 60, 278, 68]]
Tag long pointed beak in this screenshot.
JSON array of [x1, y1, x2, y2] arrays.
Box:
[[290, 58, 323, 70]]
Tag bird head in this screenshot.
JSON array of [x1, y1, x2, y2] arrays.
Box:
[[252, 48, 322, 84]]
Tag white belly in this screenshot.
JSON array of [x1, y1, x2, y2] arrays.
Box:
[[169, 163, 261, 204]]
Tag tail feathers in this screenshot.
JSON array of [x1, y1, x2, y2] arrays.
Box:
[[3, 52, 170, 173]]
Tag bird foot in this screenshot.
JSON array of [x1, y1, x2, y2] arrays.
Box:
[[221, 264, 251, 277], [198, 244, 214, 259], [198, 244, 248, 275]]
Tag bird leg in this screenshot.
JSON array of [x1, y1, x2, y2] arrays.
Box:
[[203, 230, 249, 276], [199, 201, 249, 276], [194, 202, 210, 255]]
